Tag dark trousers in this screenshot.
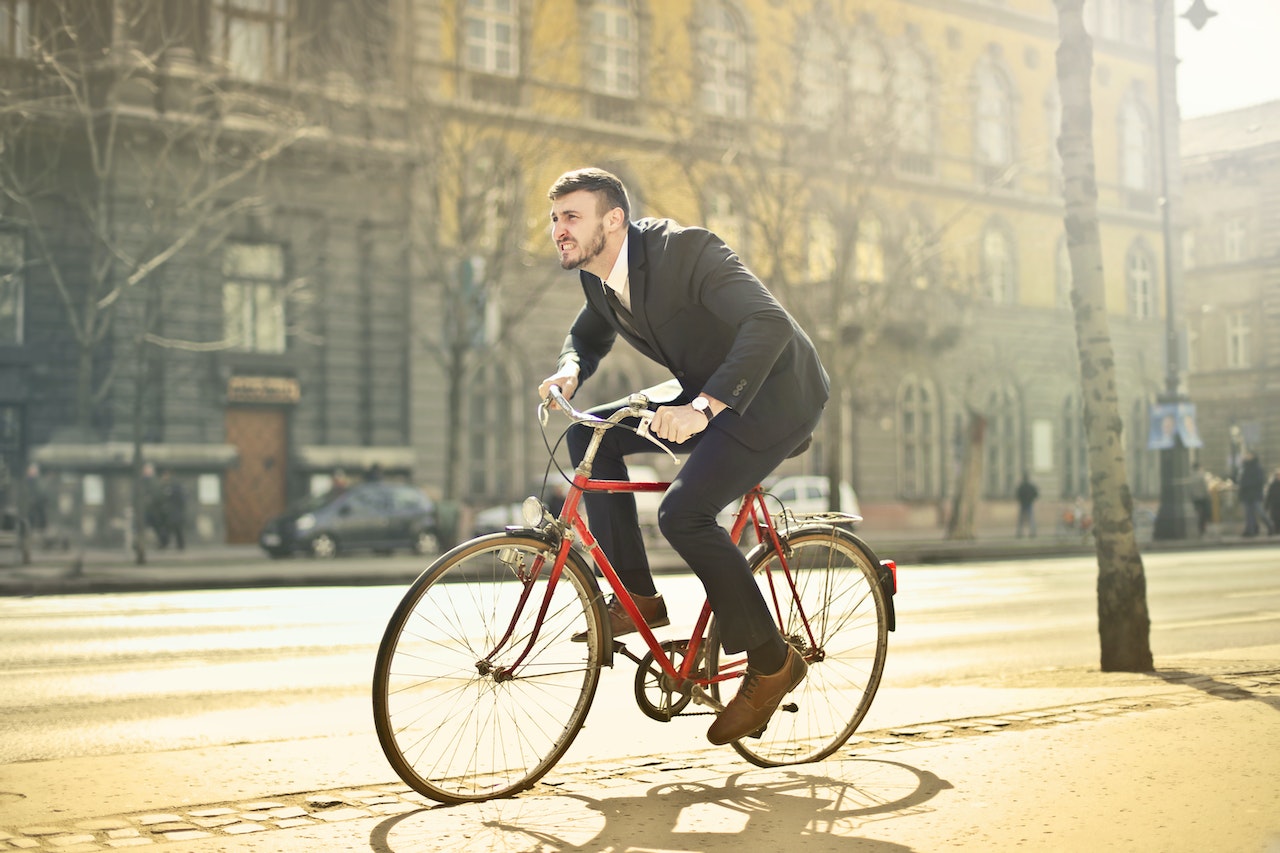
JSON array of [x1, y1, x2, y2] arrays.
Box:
[[567, 400, 819, 654]]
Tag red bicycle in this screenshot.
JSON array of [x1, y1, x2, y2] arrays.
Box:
[[373, 387, 897, 804]]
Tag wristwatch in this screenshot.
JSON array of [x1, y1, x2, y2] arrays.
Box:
[[691, 396, 713, 422]]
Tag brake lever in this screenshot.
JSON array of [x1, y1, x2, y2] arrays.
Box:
[[635, 411, 679, 464]]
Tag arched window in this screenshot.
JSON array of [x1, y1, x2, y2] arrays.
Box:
[[899, 376, 941, 499], [1119, 94, 1154, 193], [973, 59, 1016, 180], [463, 0, 519, 77], [893, 42, 933, 172], [798, 22, 841, 124], [1126, 239, 1156, 319], [981, 221, 1017, 304], [984, 384, 1021, 498], [588, 0, 639, 98], [698, 2, 749, 119], [848, 28, 888, 128], [1061, 394, 1089, 498]]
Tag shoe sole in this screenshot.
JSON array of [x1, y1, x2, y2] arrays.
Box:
[[571, 616, 670, 643], [706, 655, 808, 745]]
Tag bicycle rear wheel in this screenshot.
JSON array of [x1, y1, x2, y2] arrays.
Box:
[[372, 534, 606, 803], [708, 527, 889, 766]]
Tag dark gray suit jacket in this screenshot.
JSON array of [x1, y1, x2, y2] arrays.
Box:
[[558, 218, 829, 451]]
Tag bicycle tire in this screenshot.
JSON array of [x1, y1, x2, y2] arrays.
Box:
[[707, 526, 889, 767], [372, 533, 606, 803]]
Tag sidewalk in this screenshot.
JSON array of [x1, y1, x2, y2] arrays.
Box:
[[2, 648, 1277, 851]]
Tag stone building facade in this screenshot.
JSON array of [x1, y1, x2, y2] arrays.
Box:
[[1182, 100, 1280, 488], [1, 0, 1182, 547]]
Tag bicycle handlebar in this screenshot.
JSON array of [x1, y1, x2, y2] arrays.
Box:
[[540, 385, 678, 463]]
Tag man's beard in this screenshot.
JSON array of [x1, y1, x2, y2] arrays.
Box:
[[560, 223, 607, 271]]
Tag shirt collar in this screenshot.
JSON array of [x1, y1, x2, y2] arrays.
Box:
[[602, 233, 630, 296]]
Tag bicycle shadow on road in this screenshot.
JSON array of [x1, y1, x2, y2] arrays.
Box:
[[369, 757, 951, 852]]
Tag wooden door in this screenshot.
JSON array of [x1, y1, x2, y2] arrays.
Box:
[[224, 408, 287, 544]]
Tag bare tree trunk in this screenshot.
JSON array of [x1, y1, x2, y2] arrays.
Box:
[[1055, 0, 1153, 672], [947, 409, 985, 540]]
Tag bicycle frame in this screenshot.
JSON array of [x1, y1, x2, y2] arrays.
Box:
[[487, 395, 821, 706]]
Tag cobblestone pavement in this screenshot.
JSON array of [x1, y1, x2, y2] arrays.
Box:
[[4, 668, 1276, 851]]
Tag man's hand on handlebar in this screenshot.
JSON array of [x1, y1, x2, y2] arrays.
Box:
[[538, 369, 579, 409], [650, 404, 708, 445]]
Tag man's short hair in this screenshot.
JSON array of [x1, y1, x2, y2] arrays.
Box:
[[548, 167, 631, 220]]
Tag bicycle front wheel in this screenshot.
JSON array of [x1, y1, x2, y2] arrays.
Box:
[[708, 527, 889, 767], [372, 534, 606, 803]]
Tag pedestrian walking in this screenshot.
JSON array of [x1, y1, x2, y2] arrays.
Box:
[[538, 167, 829, 745], [1015, 472, 1039, 538], [153, 468, 187, 550], [1236, 452, 1272, 537], [1189, 463, 1212, 536], [1265, 468, 1280, 537], [21, 463, 48, 543]]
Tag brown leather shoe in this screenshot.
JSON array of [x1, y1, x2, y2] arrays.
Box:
[[706, 646, 807, 745], [572, 592, 669, 642]]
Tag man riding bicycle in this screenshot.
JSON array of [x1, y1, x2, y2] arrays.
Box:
[[538, 168, 830, 744]]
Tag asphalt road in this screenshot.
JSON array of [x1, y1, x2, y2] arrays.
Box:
[[3, 546, 1276, 771]]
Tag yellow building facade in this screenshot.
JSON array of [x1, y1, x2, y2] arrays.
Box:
[[408, 0, 1172, 529]]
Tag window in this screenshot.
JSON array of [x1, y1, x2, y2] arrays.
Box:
[[984, 384, 1020, 498], [1226, 311, 1250, 369], [1061, 396, 1089, 499], [1223, 218, 1246, 262], [899, 376, 941, 499], [981, 222, 1016, 304], [1126, 241, 1155, 319], [799, 24, 841, 124], [223, 243, 286, 353], [588, 0, 639, 99], [974, 60, 1015, 178], [854, 214, 884, 284], [698, 2, 748, 119], [464, 0, 518, 77], [0, 232, 23, 344], [894, 44, 932, 170], [210, 0, 290, 82], [848, 29, 888, 128], [0, 0, 31, 58], [1119, 97, 1154, 193]]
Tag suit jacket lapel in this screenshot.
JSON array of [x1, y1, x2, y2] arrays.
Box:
[[626, 223, 657, 344]]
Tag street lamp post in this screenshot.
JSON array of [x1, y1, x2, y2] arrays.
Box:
[[1152, 0, 1214, 541]]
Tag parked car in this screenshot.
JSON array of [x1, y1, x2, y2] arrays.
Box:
[[766, 475, 861, 526], [259, 481, 440, 559]]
